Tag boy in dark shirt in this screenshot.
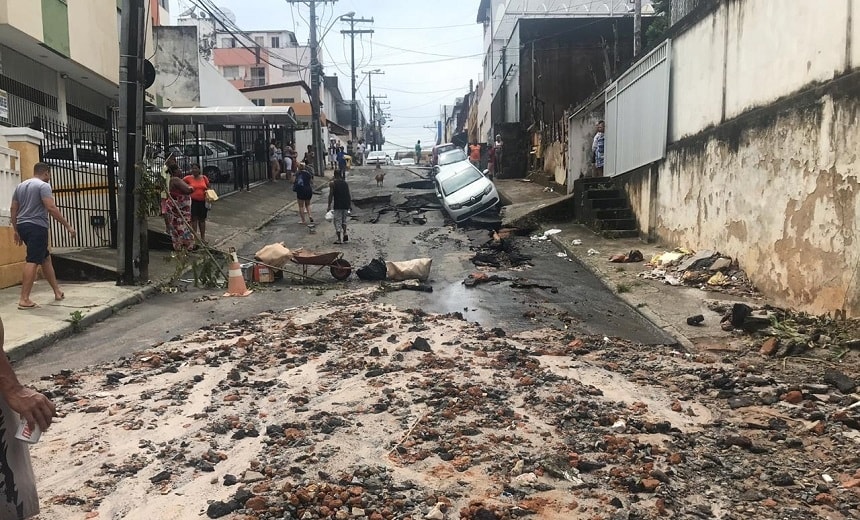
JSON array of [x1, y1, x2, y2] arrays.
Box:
[[327, 170, 352, 244]]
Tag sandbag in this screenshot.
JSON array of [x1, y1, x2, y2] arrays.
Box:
[[357, 258, 387, 281], [254, 242, 293, 268], [386, 258, 432, 282]]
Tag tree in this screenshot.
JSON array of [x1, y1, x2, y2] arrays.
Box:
[[646, 0, 671, 48]]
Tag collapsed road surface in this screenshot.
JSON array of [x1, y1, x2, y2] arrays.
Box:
[[16, 167, 860, 520]]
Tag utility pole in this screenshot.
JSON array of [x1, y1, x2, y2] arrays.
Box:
[[341, 15, 373, 148], [118, 0, 145, 285], [363, 69, 383, 150], [633, 0, 642, 57], [370, 95, 388, 150], [286, 0, 337, 177]]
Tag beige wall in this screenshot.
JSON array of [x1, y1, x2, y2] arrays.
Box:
[[671, 0, 857, 141], [615, 0, 860, 316], [628, 90, 860, 316], [0, 0, 44, 41], [0, 131, 40, 289], [668, 5, 726, 141], [68, 0, 120, 84], [724, 0, 850, 120]]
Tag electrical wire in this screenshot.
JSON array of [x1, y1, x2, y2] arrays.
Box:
[[376, 85, 469, 95], [192, 0, 310, 72]]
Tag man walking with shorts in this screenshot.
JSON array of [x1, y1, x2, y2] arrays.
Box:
[[10, 162, 76, 309]]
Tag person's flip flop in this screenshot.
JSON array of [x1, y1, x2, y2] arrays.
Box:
[[17, 303, 39, 310]]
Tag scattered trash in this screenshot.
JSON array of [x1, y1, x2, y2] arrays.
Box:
[[530, 229, 562, 241], [686, 314, 705, 326], [639, 248, 756, 296], [556, 252, 568, 258], [609, 250, 644, 263], [386, 258, 432, 282], [587, 248, 600, 256], [571, 239, 582, 245], [381, 282, 433, 293], [356, 258, 387, 281], [463, 273, 511, 287]]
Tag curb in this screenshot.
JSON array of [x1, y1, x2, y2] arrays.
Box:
[[7, 285, 158, 363], [547, 232, 695, 352]]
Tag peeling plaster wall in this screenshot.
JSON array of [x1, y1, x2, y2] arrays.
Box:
[[616, 0, 860, 316], [639, 88, 860, 316]]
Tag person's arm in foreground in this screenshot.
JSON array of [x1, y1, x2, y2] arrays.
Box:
[[0, 318, 56, 431]]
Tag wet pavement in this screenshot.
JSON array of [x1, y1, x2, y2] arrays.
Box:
[[15, 166, 674, 382]]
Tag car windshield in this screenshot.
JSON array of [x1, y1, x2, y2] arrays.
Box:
[[369, 151, 385, 158], [438, 149, 467, 166], [440, 165, 484, 196]]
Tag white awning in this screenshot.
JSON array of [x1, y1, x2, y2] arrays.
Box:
[[145, 106, 298, 126]]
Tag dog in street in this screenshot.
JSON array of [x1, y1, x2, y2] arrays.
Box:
[[375, 172, 385, 186]]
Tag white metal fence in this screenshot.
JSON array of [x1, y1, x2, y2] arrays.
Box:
[[604, 39, 671, 177]]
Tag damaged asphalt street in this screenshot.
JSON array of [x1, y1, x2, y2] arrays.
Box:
[[13, 167, 860, 520]]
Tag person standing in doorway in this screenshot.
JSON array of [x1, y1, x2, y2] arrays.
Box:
[[327, 170, 352, 244], [414, 140, 422, 166], [0, 315, 57, 519], [468, 142, 481, 168], [183, 164, 210, 244], [10, 162, 76, 310], [592, 120, 605, 177]]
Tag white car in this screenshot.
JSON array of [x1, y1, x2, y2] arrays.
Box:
[[399, 157, 415, 166], [434, 161, 499, 223], [366, 150, 390, 166]]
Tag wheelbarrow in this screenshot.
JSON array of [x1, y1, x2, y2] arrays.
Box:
[[291, 250, 352, 281]]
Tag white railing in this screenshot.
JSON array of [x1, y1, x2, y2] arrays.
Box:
[[0, 143, 21, 227]]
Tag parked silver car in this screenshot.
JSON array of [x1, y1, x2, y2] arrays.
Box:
[[433, 160, 499, 222]]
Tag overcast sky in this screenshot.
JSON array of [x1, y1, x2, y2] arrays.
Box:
[[170, 0, 484, 151]]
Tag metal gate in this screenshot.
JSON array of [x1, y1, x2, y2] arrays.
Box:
[[604, 39, 671, 177], [35, 115, 119, 249]]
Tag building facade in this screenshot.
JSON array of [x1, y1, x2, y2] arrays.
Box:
[[0, 0, 122, 130]]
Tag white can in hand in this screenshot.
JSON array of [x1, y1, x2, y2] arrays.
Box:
[[15, 420, 41, 443]]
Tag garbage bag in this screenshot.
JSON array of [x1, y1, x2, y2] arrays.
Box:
[[254, 242, 293, 268], [357, 258, 388, 281], [386, 258, 433, 282]]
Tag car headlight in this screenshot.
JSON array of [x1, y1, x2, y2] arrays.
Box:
[[482, 184, 492, 196], [449, 202, 464, 210]]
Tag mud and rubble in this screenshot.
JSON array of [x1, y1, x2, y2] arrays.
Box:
[[29, 287, 860, 520]]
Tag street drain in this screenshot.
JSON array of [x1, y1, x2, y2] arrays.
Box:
[[397, 180, 434, 190]]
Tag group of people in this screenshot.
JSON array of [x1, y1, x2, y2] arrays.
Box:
[[329, 139, 365, 170], [162, 161, 214, 252]]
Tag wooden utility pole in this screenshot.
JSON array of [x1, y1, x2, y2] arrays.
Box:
[[633, 0, 642, 57], [363, 69, 384, 150], [341, 15, 374, 146], [285, 0, 337, 177]]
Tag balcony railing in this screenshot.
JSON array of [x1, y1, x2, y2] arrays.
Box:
[[244, 78, 266, 88]]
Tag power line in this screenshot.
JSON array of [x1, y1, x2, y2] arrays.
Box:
[[376, 85, 468, 95], [371, 52, 484, 67]]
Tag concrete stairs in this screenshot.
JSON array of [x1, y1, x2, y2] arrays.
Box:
[[573, 177, 639, 238]]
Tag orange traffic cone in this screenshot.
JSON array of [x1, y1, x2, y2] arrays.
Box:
[[223, 248, 252, 297]]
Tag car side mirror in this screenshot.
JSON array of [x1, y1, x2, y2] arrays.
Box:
[[483, 169, 490, 177]]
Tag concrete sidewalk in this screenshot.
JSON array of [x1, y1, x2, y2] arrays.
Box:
[[1, 179, 302, 360]]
